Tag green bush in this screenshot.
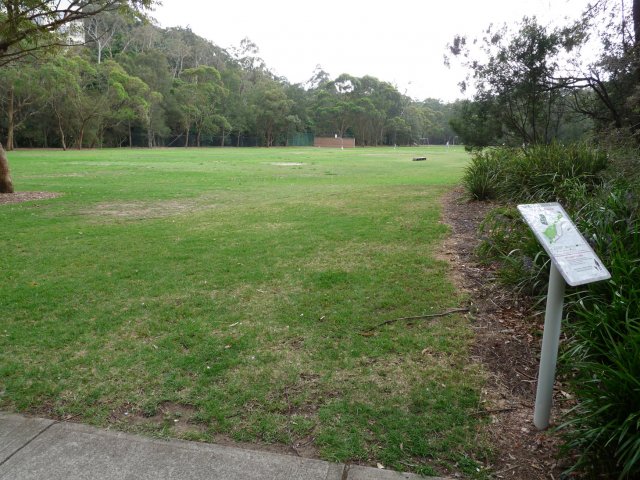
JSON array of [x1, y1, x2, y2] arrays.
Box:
[[498, 143, 608, 203], [461, 149, 504, 200], [464, 144, 640, 478], [463, 143, 608, 204], [560, 185, 640, 478]]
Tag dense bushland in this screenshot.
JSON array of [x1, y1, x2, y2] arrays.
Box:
[[463, 144, 640, 478]]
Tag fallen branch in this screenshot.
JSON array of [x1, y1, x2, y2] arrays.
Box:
[[364, 308, 470, 332], [471, 407, 518, 417]]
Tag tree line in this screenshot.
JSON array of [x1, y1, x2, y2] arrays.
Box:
[[0, 11, 462, 150]]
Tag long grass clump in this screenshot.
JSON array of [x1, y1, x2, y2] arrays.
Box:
[[464, 143, 640, 478], [463, 143, 607, 204]]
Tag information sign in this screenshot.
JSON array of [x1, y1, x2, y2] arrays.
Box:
[[518, 202, 611, 430], [517, 202, 611, 286]]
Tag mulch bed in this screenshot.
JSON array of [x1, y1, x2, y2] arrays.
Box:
[[0, 191, 61, 205], [441, 187, 575, 479]]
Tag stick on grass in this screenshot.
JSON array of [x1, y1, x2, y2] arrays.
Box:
[[365, 308, 470, 332]]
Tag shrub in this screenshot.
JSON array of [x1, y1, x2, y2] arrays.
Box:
[[462, 143, 608, 204], [461, 149, 504, 200], [498, 143, 608, 203], [560, 185, 640, 478]]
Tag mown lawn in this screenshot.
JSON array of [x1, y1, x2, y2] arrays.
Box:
[[0, 146, 486, 477]]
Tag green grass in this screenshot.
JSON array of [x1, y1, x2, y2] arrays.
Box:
[[0, 146, 486, 477]]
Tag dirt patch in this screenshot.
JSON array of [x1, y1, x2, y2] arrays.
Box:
[[0, 191, 61, 205], [109, 401, 207, 437], [86, 199, 206, 219], [440, 187, 569, 479]]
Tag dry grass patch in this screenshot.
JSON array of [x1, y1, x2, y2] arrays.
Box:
[[85, 198, 211, 219], [0, 191, 61, 205]]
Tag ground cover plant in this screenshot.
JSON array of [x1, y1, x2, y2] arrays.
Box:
[[463, 144, 640, 478], [0, 146, 489, 477]]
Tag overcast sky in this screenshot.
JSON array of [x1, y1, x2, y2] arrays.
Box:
[[152, 0, 591, 102]]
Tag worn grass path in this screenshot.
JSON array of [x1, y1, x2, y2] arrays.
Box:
[[0, 146, 487, 477]]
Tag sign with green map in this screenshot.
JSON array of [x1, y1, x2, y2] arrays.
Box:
[[517, 202, 611, 287]]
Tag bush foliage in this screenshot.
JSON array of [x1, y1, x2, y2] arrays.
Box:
[[464, 144, 640, 478]]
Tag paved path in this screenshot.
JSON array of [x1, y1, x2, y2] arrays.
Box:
[[0, 413, 445, 480]]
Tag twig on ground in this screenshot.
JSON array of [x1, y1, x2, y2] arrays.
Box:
[[493, 463, 522, 475], [364, 308, 470, 332], [472, 407, 518, 417], [515, 368, 535, 380]]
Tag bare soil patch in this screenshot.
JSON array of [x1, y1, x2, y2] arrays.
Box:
[[440, 187, 569, 479], [86, 199, 206, 219], [0, 191, 61, 205]]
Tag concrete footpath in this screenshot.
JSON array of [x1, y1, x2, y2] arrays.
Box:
[[0, 412, 446, 480]]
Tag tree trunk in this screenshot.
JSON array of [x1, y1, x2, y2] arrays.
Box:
[[634, 0, 640, 44], [56, 118, 67, 150], [77, 127, 84, 149], [6, 86, 14, 151], [0, 143, 14, 193], [221, 128, 225, 147], [147, 124, 153, 148], [184, 129, 189, 147]]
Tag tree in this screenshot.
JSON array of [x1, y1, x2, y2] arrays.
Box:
[[171, 65, 227, 146], [116, 50, 171, 146], [0, 0, 155, 192], [251, 80, 292, 146], [83, 10, 130, 64], [98, 60, 156, 147], [0, 62, 44, 150], [559, 0, 640, 136], [449, 17, 569, 145], [39, 55, 106, 149], [449, 99, 504, 148]]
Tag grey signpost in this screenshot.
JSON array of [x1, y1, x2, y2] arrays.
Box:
[[517, 202, 611, 430]]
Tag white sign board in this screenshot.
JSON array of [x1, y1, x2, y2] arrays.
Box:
[[517, 202, 611, 287]]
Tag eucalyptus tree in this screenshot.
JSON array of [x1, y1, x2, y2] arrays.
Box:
[[0, 62, 45, 150], [561, 0, 640, 135], [116, 50, 171, 146], [98, 60, 157, 147], [39, 55, 104, 149], [172, 65, 228, 146], [449, 17, 569, 145], [251, 79, 293, 146]]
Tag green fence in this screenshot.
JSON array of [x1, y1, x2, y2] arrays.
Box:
[[287, 132, 314, 146]]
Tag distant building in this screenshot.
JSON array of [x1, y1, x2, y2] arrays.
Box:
[[314, 137, 356, 148]]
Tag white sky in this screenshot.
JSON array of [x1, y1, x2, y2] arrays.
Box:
[[152, 0, 591, 102]]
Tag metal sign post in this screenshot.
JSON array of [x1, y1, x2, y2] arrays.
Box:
[[533, 262, 565, 429], [517, 203, 611, 430]]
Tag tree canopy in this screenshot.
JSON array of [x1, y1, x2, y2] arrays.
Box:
[[0, 1, 155, 65], [447, 0, 640, 147]]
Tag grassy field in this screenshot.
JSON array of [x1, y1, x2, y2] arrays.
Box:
[[0, 146, 485, 477]]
